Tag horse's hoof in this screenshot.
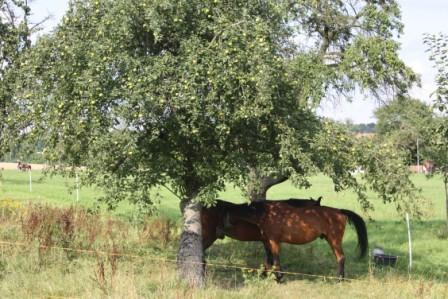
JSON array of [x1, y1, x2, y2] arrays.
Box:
[[275, 273, 284, 283]]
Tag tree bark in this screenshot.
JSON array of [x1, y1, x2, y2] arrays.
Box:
[[247, 168, 288, 202], [177, 200, 205, 287]]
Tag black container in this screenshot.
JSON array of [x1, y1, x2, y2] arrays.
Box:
[[373, 253, 398, 266]]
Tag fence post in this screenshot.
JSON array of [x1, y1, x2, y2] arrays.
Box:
[[406, 213, 412, 272], [29, 169, 32, 192], [76, 172, 79, 202]]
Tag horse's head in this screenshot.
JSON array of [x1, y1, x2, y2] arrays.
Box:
[[224, 201, 265, 226]]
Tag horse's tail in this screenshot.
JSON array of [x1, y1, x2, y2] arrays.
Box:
[[339, 209, 368, 258]]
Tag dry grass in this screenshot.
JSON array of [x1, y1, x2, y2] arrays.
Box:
[[139, 216, 178, 248]]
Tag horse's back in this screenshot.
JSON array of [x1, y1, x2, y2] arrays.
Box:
[[261, 205, 347, 244], [290, 205, 348, 224], [265, 205, 346, 230]]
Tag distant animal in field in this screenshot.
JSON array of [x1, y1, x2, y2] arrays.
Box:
[[423, 160, 434, 174], [17, 162, 31, 171]]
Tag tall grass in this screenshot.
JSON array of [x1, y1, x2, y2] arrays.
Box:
[[0, 203, 446, 298]]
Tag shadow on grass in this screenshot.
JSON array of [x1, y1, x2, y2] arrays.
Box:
[[204, 219, 448, 287]]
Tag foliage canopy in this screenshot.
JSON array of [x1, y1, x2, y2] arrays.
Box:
[[374, 97, 435, 164], [0, 0, 31, 156], [7, 0, 420, 214], [424, 32, 448, 226]]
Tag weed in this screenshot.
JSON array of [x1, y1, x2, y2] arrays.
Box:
[[436, 226, 448, 239], [139, 216, 177, 249], [0, 199, 23, 223], [20, 204, 128, 263], [241, 264, 276, 285], [92, 243, 120, 295], [0, 259, 6, 279]]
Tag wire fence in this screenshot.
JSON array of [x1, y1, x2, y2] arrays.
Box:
[[0, 239, 444, 299], [0, 239, 358, 282]]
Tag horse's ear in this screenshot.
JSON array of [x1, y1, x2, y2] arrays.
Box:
[[317, 196, 322, 205]]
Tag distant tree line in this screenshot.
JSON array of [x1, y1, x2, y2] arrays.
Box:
[[1, 140, 46, 163], [345, 121, 376, 133]]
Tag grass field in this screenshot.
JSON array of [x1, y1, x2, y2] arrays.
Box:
[[1, 169, 445, 220], [0, 169, 447, 298]]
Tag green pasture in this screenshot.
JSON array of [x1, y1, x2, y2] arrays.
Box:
[[0, 169, 445, 220], [0, 169, 447, 298]]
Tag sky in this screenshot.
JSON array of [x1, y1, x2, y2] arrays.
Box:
[[28, 0, 448, 124]]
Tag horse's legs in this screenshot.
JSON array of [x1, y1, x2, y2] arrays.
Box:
[[201, 220, 216, 251], [325, 237, 345, 279], [337, 250, 345, 279], [268, 239, 283, 282], [262, 241, 274, 274]]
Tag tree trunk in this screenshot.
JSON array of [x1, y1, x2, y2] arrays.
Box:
[[177, 200, 204, 287], [247, 168, 288, 202]]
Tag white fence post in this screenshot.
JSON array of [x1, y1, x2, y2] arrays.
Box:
[[406, 213, 412, 272], [76, 172, 79, 202], [29, 169, 32, 192]]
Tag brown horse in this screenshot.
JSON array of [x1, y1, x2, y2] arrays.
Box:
[[17, 162, 31, 171], [229, 203, 368, 280], [201, 197, 321, 270]]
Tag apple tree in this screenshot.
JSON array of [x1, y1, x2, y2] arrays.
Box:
[[12, 0, 421, 285]]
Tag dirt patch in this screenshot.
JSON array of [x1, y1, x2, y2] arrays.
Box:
[[0, 162, 47, 170]]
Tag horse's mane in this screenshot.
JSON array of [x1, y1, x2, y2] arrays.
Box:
[[285, 196, 322, 207]]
